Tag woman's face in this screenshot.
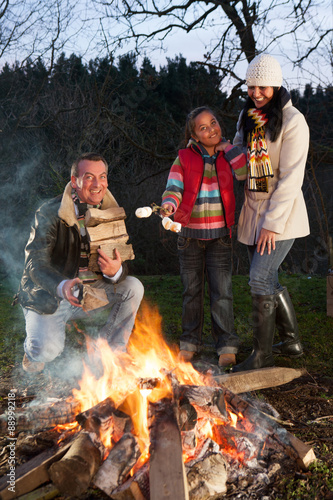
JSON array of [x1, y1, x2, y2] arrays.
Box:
[[247, 86, 275, 108]]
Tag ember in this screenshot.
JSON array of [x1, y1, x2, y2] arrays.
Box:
[[0, 302, 316, 500]]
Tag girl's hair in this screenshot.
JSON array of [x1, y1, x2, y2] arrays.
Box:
[[240, 87, 283, 143], [184, 106, 217, 145]]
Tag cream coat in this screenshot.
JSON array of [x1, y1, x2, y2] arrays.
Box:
[[233, 101, 310, 245]]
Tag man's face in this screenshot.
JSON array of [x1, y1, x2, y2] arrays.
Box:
[[71, 159, 108, 205]]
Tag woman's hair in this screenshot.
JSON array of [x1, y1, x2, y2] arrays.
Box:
[[184, 106, 219, 145], [240, 87, 283, 143]]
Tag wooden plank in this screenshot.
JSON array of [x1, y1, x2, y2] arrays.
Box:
[[85, 207, 126, 226], [214, 367, 307, 394], [0, 443, 71, 500], [149, 399, 189, 500], [288, 433, 316, 469], [87, 220, 127, 242]]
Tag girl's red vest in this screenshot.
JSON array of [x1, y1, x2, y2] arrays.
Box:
[[174, 147, 235, 227]]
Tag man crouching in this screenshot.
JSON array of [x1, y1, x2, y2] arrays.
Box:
[[15, 152, 144, 373]]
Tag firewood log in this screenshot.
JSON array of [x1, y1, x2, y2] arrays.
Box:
[[48, 432, 102, 497], [93, 433, 141, 495], [176, 385, 228, 422], [109, 462, 150, 500], [85, 207, 126, 226], [186, 451, 228, 499]]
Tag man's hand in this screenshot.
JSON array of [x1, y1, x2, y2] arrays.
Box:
[[97, 248, 122, 276], [257, 228, 276, 256], [62, 277, 83, 307]]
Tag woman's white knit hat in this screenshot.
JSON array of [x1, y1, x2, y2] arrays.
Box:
[[246, 54, 283, 87]]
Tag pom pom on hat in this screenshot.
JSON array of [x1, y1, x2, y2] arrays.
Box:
[[246, 54, 283, 87]]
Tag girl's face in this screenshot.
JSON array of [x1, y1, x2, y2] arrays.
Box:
[[192, 111, 222, 154], [247, 86, 275, 108]]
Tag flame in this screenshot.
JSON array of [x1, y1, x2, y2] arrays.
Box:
[[71, 301, 257, 465]]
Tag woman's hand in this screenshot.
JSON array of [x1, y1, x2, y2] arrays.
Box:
[[257, 228, 276, 256], [215, 140, 230, 152]]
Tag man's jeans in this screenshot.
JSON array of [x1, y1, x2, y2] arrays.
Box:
[[178, 236, 239, 356], [247, 239, 295, 296], [23, 276, 144, 363]]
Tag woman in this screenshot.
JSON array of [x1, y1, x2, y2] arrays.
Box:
[[231, 54, 310, 372]]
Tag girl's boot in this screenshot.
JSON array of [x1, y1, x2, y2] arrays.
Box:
[[272, 287, 303, 357], [232, 294, 276, 372]]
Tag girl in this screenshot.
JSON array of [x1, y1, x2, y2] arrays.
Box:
[[162, 106, 247, 367]]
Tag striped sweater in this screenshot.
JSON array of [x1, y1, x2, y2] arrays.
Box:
[[162, 140, 247, 239]]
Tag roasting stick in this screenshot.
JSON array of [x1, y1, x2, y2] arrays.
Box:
[[135, 203, 181, 233]]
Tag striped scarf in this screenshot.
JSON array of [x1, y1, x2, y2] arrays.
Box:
[[72, 191, 101, 283], [246, 108, 274, 192]]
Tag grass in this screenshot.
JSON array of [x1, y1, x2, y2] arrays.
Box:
[[1, 273, 332, 377], [138, 273, 333, 377]]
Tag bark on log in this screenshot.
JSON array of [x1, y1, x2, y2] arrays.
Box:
[[214, 367, 307, 394], [110, 463, 150, 500], [176, 385, 228, 422], [93, 433, 141, 496], [149, 398, 189, 500], [48, 432, 102, 497], [76, 396, 133, 441], [85, 207, 126, 226], [0, 399, 80, 434]]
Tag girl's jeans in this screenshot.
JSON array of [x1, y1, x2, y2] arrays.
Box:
[[178, 236, 239, 356], [247, 239, 295, 296], [23, 276, 144, 363]]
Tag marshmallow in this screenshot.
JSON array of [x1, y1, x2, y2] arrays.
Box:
[[162, 217, 181, 233], [135, 207, 153, 218]]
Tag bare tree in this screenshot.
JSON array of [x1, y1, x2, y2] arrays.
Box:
[[88, 0, 332, 92]]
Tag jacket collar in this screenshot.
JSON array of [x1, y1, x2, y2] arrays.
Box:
[[58, 182, 119, 228]]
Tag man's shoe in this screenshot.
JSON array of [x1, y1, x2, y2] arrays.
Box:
[[218, 353, 236, 367], [22, 354, 45, 373], [178, 350, 195, 362]]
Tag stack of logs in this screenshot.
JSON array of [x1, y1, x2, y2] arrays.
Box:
[[0, 367, 316, 500], [86, 206, 135, 271]]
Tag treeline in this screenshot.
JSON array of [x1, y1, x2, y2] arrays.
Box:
[[0, 53, 332, 279]]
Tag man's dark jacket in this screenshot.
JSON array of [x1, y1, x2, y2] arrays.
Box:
[[16, 183, 125, 315]]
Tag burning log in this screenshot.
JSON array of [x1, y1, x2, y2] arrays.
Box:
[[149, 398, 189, 500], [76, 396, 133, 442], [48, 431, 103, 497], [177, 385, 228, 422], [93, 433, 141, 496], [186, 452, 228, 499], [0, 398, 80, 434], [110, 463, 150, 500]]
